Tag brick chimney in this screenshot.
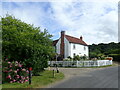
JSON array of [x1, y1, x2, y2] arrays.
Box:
[[60, 31, 65, 59], [80, 36, 83, 40]]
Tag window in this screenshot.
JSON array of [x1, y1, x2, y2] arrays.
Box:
[[84, 46, 86, 51], [73, 53, 76, 56], [73, 44, 76, 49]]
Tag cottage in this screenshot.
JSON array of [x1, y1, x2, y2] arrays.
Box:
[[53, 31, 89, 59]]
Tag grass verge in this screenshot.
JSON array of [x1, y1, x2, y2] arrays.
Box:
[[2, 70, 64, 88]]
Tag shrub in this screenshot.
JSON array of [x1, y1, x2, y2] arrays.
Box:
[[67, 56, 72, 60], [2, 15, 54, 75], [63, 58, 70, 61], [73, 55, 80, 61], [2, 57, 29, 84], [57, 55, 63, 61], [109, 54, 120, 62]]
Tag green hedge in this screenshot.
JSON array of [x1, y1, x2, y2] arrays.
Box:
[[109, 54, 120, 62]]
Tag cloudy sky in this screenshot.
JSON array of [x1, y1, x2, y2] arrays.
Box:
[[2, 0, 118, 45]]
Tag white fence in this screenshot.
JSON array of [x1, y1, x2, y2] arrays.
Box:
[[48, 60, 112, 67]]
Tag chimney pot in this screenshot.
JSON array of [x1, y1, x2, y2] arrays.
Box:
[[61, 31, 65, 35], [80, 36, 83, 40]]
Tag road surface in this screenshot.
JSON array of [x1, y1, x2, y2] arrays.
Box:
[[49, 66, 118, 88]]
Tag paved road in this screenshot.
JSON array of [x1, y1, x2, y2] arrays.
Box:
[[50, 66, 118, 88]]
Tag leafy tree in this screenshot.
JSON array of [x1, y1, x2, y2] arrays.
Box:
[[89, 42, 120, 61], [2, 14, 54, 75]]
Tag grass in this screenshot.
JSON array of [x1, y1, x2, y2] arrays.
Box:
[[2, 70, 64, 88]]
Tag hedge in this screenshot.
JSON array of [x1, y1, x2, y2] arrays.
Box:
[[109, 54, 120, 62]]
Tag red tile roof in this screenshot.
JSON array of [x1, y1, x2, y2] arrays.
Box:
[[53, 35, 88, 46], [65, 35, 88, 45], [53, 39, 59, 46]]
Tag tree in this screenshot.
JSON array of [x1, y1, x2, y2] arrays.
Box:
[[2, 14, 54, 75], [89, 42, 120, 61]]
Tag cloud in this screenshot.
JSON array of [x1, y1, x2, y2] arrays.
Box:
[[2, 1, 118, 44], [50, 2, 118, 44]]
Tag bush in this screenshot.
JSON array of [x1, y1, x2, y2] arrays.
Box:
[[73, 55, 80, 61], [67, 56, 72, 60], [2, 57, 29, 84], [2, 15, 54, 75], [63, 58, 70, 61], [109, 54, 120, 62], [57, 55, 63, 61]]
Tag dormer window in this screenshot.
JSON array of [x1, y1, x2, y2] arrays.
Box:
[[73, 44, 75, 49]]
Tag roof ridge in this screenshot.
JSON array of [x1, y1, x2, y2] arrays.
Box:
[[65, 35, 88, 45], [65, 35, 81, 40]]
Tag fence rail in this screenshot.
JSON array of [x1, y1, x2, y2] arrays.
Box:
[[48, 60, 112, 67]]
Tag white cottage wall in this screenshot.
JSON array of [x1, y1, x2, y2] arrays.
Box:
[[70, 43, 89, 58], [64, 37, 71, 58], [55, 37, 89, 59], [56, 38, 61, 54]]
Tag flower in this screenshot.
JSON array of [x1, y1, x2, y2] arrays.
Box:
[[21, 81, 23, 83], [22, 77, 25, 80], [16, 75, 19, 77], [4, 71, 9, 73], [26, 70, 29, 73], [17, 76, 20, 79], [15, 61, 18, 64], [16, 75, 20, 79], [25, 80, 28, 82], [6, 75, 11, 79], [9, 69, 12, 72], [5, 58, 8, 61], [18, 64, 22, 67], [14, 70, 17, 73], [26, 77, 29, 79], [13, 79, 16, 82], [9, 65, 12, 68], [8, 62, 11, 64], [22, 69, 26, 71], [10, 81, 13, 83]]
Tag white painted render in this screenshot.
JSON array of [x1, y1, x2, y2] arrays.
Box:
[[55, 37, 89, 58], [64, 37, 70, 58], [70, 43, 89, 58], [56, 38, 61, 54]]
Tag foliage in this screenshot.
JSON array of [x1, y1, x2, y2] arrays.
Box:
[[57, 55, 63, 61], [63, 58, 70, 61], [73, 55, 80, 61], [2, 70, 64, 88], [89, 42, 120, 61], [2, 14, 54, 75], [67, 56, 72, 60], [2, 57, 29, 84], [108, 54, 120, 61]]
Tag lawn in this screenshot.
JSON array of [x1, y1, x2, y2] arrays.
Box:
[[2, 70, 64, 88]]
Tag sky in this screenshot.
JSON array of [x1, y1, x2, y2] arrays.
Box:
[[2, 0, 118, 45]]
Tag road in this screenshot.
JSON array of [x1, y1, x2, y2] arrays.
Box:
[[49, 66, 118, 88]]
